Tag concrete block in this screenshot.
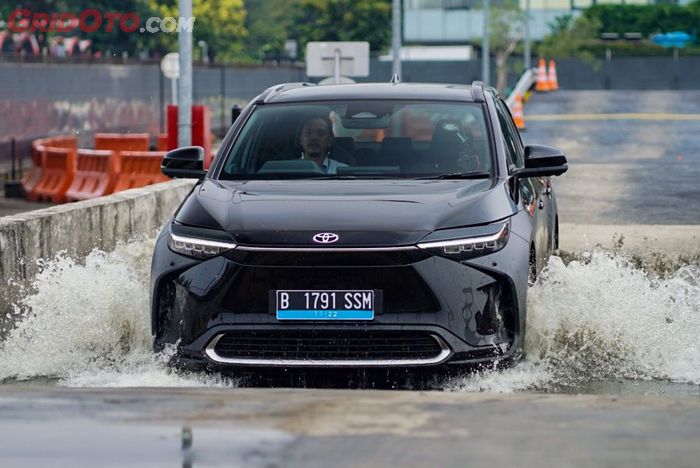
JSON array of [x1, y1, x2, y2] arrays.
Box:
[[0, 179, 196, 332]]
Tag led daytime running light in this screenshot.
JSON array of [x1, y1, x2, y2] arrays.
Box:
[[417, 222, 509, 256], [168, 233, 237, 258]]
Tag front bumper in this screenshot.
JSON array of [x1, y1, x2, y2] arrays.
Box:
[[151, 230, 530, 369]]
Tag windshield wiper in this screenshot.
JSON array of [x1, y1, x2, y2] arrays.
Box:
[[416, 172, 491, 180]]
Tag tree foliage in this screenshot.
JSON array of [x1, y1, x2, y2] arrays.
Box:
[[2, 0, 247, 61], [583, 4, 700, 37], [482, 0, 523, 92], [243, 0, 299, 62], [149, 0, 247, 62], [2, 0, 154, 55], [290, 0, 392, 56], [539, 14, 601, 61]]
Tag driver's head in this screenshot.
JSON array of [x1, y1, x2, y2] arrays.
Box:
[[300, 116, 334, 160]]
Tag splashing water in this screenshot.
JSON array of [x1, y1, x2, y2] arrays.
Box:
[[448, 251, 700, 393], [0, 239, 698, 393], [0, 238, 235, 387]]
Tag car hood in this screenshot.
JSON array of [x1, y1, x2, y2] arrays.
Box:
[[175, 179, 517, 247]]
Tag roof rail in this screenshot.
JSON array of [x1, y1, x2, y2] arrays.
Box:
[[471, 80, 486, 102], [254, 82, 317, 104]]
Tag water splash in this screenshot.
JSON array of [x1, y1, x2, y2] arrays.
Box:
[[1, 239, 698, 392], [0, 238, 235, 387], [448, 250, 700, 393]]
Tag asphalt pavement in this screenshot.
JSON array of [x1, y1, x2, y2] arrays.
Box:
[[522, 90, 700, 224]]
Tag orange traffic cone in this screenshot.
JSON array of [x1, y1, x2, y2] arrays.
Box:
[[547, 59, 559, 91], [512, 92, 526, 131], [535, 58, 550, 92]]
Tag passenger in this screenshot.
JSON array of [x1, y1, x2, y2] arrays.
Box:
[[300, 116, 348, 174]]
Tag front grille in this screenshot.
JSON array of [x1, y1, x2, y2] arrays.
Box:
[[210, 330, 446, 362]]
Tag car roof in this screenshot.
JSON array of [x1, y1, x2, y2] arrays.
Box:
[[259, 82, 484, 104]]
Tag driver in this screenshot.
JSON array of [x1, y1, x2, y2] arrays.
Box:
[[300, 115, 348, 174]]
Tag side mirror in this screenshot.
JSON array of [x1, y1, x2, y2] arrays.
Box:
[[231, 104, 242, 125], [161, 146, 207, 179], [514, 144, 568, 177]]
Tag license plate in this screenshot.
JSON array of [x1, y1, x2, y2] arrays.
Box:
[[274, 290, 377, 320]]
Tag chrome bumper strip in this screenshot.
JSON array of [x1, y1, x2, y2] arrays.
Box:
[[204, 333, 452, 367]]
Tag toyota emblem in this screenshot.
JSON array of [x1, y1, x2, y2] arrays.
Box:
[[313, 232, 339, 244]]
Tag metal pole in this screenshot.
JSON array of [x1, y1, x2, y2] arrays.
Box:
[[482, 0, 490, 86], [333, 49, 341, 84], [10, 138, 16, 180], [524, 0, 531, 70], [171, 78, 178, 105], [392, 0, 402, 79], [159, 70, 165, 134], [178, 0, 192, 147], [220, 66, 226, 133]]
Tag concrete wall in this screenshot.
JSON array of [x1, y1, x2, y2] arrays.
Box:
[[0, 179, 196, 326]]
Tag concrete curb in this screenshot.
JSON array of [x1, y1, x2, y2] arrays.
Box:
[[0, 179, 196, 323]]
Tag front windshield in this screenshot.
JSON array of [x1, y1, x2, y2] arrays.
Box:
[[219, 100, 492, 179]]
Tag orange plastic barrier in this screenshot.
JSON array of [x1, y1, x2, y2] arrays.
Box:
[[25, 135, 78, 201], [38, 135, 78, 151], [65, 149, 118, 202], [94, 133, 150, 153], [33, 147, 75, 203], [112, 151, 168, 192], [156, 133, 169, 152], [22, 142, 45, 200]]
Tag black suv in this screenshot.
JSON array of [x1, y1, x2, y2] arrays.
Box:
[[151, 81, 567, 370]]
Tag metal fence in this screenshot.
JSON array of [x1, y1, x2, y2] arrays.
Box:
[[0, 61, 305, 166], [363, 57, 700, 91], [2, 56, 699, 167]]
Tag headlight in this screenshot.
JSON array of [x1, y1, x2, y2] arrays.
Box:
[[167, 233, 237, 259], [417, 220, 510, 259]]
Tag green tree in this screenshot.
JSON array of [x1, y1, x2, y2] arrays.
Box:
[[1, 1, 158, 56], [149, 0, 247, 62], [291, 0, 391, 56], [488, 2, 523, 93], [539, 14, 601, 61], [243, 0, 300, 62], [583, 4, 697, 37]]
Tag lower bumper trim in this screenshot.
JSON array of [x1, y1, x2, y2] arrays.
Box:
[[204, 333, 452, 367]]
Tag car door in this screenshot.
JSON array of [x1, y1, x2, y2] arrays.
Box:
[[495, 99, 550, 269]]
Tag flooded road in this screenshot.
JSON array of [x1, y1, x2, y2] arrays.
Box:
[[1, 386, 699, 468], [1, 91, 699, 466]]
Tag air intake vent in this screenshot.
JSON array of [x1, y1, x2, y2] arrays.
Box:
[[206, 330, 450, 366]]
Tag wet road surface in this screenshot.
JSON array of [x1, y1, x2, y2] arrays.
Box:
[[1, 91, 699, 466], [1, 386, 699, 468], [523, 90, 700, 224]]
